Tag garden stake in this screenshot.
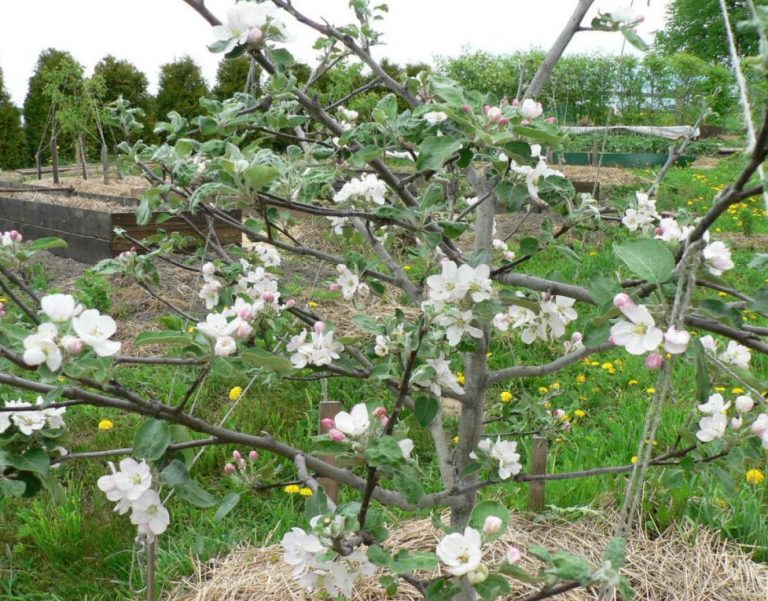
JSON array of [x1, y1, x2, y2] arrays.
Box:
[[529, 435, 548, 512]]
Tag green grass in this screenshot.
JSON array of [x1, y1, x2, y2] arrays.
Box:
[[1, 154, 767, 599]]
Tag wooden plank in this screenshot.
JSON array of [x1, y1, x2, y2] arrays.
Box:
[[0, 218, 112, 264], [528, 435, 548, 512], [0, 196, 111, 238]]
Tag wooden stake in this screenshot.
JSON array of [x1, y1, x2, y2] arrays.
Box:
[[78, 135, 88, 180], [318, 400, 341, 504], [114, 145, 123, 181], [101, 143, 109, 185], [50, 134, 59, 185], [529, 435, 548, 512], [35, 154, 42, 180]]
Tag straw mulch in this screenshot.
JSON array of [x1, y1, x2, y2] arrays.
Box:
[[4, 190, 129, 212], [167, 513, 768, 601]]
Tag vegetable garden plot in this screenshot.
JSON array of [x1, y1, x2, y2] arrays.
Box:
[[0, 181, 240, 264]]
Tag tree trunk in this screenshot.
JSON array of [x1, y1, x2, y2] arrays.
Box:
[[101, 144, 110, 185], [78, 135, 89, 180], [35, 154, 42, 181], [114, 145, 123, 181], [50, 134, 59, 185], [525, 0, 595, 100]]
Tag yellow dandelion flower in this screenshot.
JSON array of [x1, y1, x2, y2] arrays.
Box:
[[229, 386, 243, 401], [591, 387, 601, 393], [299, 487, 314, 497], [732, 387, 745, 394], [308, 301, 318, 308], [551, 382, 561, 390], [628, 379, 639, 386], [714, 386, 726, 392], [98, 419, 114, 431], [544, 401, 552, 409], [456, 372, 466, 385], [589, 361, 600, 367], [718, 292, 727, 298], [746, 469, 765, 485], [403, 265, 412, 271], [538, 386, 549, 394], [500, 391, 513, 403], [589, 251, 598, 256], [630, 456, 638, 464], [579, 395, 587, 401], [576, 374, 586, 384], [574, 409, 587, 418], [646, 387, 656, 394], [452, 436, 460, 444], [284, 484, 301, 494], [486, 352, 493, 358]]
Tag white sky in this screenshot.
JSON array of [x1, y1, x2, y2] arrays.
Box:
[[0, 0, 669, 106]]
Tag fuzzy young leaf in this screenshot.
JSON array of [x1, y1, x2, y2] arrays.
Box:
[[414, 395, 439, 426], [613, 239, 675, 283], [214, 492, 241, 521], [474, 573, 512, 601], [134, 419, 172, 460], [416, 136, 462, 172]]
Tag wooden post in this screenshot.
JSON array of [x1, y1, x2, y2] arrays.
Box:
[[114, 145, 123, 181], [318, 400, 341, 504], [50, 134, 59, 185], [35, 154, 42, 180], [146, 539, 156, 601], [78, 135, 88, 180], [529, 435, 548, 512], [101, 143, 109, 185]]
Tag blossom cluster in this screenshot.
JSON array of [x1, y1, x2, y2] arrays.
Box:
[[0, 396, 66, 436], [210, 1, 286, 54], [322, 403, 415, 458], [288, 322, 344, 369], [282, 516, 376, 597], [696, 392, 767, 448], [470, 437, 523, 480], [22, 294, 120, 371], [97, 458, 170, 542], [493, 292, 578, 345], [699, 335, 751, 370], [329, 264, 370, 300]]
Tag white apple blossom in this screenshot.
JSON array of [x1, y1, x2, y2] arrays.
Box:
[[199, 280, 222, 310], [424, 355, 464, 397], [398, 438, 414, 459], [735, 395, 754, 414], [563, 331, 585, 353], [72, 309, 121, 357], [703, 241, 734, 276], [520, 99, 543, 120], [251, 242, 282, 267], [287, 328, 344, 368], [426, 261, 492, 305], [663, 327, 690, 355], [97, 458, 153, 514], [654, 217, 683, 242], [40, 293, 79, 323], [436, 526, 483, 576], [337, 106, 359, 123], [471, 437, 522, 480], [36, 396, 66, 429], [435, 309, 483, 346], [482, 515, 503, 536], [424, 111, 448, 124], [333, 173, 387, 206], [211, 2, 283, 54], [621, 208, 655, 232], [22, 322, 62, 371], [334, 403, 370, 437], [374, 334, 390, 357], [214, 336, 238, 357], [698, 393, 731, 415], [6, 400, 46, 436], [719, 340, 751, 369], [610, 303, 663, 355], [751, 414, 768, 437], [331, 265, 369, 300], [696, 413, 728, 442], [130, 489, 170, 542]]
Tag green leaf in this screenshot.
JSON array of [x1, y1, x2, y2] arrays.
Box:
[[519, 237, 539, 256], [0, 477, 26, 497], [602, 537, 627, 569], [425, 579, 461, 601], [414, 396, 439, 426], [437, 220, 470, 239], [429, 75, 465, 105], [390, 550, 438, 574], [134, 330, 191, 347], [312, 440, 349, 454], [474, 574, 512, 601], [243, 164, 279, 190], [351, 145, 384, 165], [134, 419, 172, 461], [692, 339, 711, 405], [160, 459, 191, 487], [548, 551, 594, 584], [699, 299, 742, 329], [367, 544, 391, 567], [351, 314, 380, 334], [499, 562, 540, 584], [379, 574, 398, 596], [27, 237, 68, 252], [613, 239, 675, 283], [392, 467, 425, 504], [374, 93, 398, 122], [749, 289, 768, 313], [583, 318, 611, 348], [176, 480, 217, 508], [304, 487, 328, 519], [469, 501, 510, 542], [416, 136, 461, 172], [240, 347, 293, 373], [214, 492, 241, 521], [364, 436, 405, 468], [589, 273, 620, 307], [621, 27, 649, 51]]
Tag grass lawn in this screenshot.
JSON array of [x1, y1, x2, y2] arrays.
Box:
[[0, 155, 766, 600]]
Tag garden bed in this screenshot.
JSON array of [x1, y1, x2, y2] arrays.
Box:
[[0, 181, 240, 264], [557, 152, 695, 168]]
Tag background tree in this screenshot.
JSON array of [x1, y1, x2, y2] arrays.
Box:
[[0, 66, 27, 170], [22, 48, 79, 163], [655, 0, 768, 62], [155, 56, 209, 122], [213, 55, 261, 100]]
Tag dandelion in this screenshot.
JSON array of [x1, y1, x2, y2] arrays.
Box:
[[308, 301, 318, 308], [746, 469, 764, 485], [456, 372, 466, 385], [229, 386, 243, 401], [551, 382, 561, 390], [538, 386, 549, 394], [646, 387, 656, 394], [284, 484, 301, 494], [576, 374, 586, 384], [628, 379, 639, 386], [500, 391, 513, 403], [714, 386, 725, 392], [98, 419, 114, 430], [188, 326, 196, 334], [574, 409, 587, 418], [452, 436, 460, 444], [403, 265, 412, 271], [630, 456, 638, 464], [732, 387, 745, 394], [299, 487, 314, 496]]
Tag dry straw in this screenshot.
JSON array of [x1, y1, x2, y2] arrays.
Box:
[[168, 512, 768, 600]]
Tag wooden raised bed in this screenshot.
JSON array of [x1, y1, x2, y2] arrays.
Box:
[[0, 181, 240, 264]]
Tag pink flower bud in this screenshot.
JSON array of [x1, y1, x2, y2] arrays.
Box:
[[545, 116, 556, 124], [511, 98, 520, 108], [235, 321, 254, 339], [321, 417, 335, 430], [482, 515, 503, 536], [62, 336, 83, 354], [563, 421, 572, 432], [636, 15, 645, 22], [751, 414, 768, 436], [554, 409, 566, 420], [329, 283, 342, 291], [379, 416, 389, 428], [285, 299, 296, 308], [224, 463, 236, 475], [731, 416, 743, 429], [483, 104, 490, 114], [462, 104, 472, 113], [654, 226, 664, 236], [313, 321, 325, 334], [246, 26, 264, 46], [613, 293, 634, 309], [486, 106, 503, 123], [498, 117, 510, 126], [262, 292, 275, 303], [645, 352, 664, 370], [236, 305, 254, 321], [506, 546, 522, 564], [249, 450, 259, 460], [232, 450, 242, 461], [735, 395, 754, 414], [0, 303, 5, 317], [329, 428, 345, 442], [9, 230, 22, 242], [372, 407, 387, 418]]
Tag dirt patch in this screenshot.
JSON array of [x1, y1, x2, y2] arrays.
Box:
[[691, 156, 724, 170], [557, 165, 650, 187], [21, 174, 149, 198], [167, 513, 768, 601], [3, 191, 130, 213]]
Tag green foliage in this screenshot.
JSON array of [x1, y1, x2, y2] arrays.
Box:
[[156, 56, 209, 122], [656, 0, 768, 62], [93, 54, 154, 140], [22, 48, 78, 163], [0, 67, 27, 169], [74, 270, 112, 313], [213, 56, 261, 100]]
